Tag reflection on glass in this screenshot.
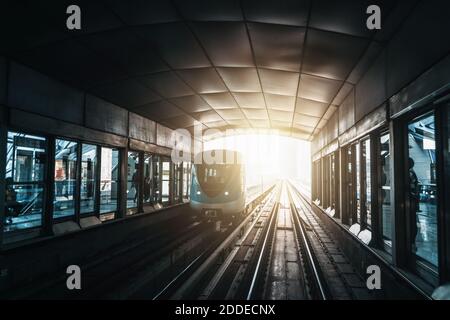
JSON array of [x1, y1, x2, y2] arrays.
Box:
[[80, 144, 97, 214], [183, 162, 191, 200], [162, 159, 171, 203], [407, 112, 437, 266], [100, 147, 119, 215], [173, 163, 182, 203], [380, 133, 392, 248], [54, 139, 78, 219], [362, 139, 371, 227], [355, 143, 361, 224], [127, 152, 139, 209], [344, 146, 353, 225], [4, 131, 46, 232], [143, 154, 153, 204]]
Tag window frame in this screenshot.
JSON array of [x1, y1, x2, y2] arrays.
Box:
[[2, 129, 50, 241], [401, 108, 441, 283]]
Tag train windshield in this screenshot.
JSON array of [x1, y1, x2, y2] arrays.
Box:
[[196, 164, 240, 196]]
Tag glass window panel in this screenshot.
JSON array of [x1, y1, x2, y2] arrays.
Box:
[[356, 143, 361, 224], [183, 162, 191, 200], [54, 139, 78, 219], [143, 154, 153, 204], [407, 112, 438, 266], [162, 159, 171, 203], [380, 133, 392, 248], [127, 151, 139, 209], [100, 147, 119, 215], [4, 131, 46, 232], [80, 144, 97, 214], [362, 139, 371, 227]]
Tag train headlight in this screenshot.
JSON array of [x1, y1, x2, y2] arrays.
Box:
[[224, 191, 229, 196], [196, 191, 201, 195]]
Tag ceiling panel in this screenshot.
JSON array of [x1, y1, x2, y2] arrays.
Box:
[[294, 113, 320, 127], [227, 119, 250, 127], [295, 98, 328, 117], [268, 109, 293, 122], [135, 23, 211, 69], [271, 120, 291, 129], [259, 69, 299, 95], [205, 120, 229, 128], [322, 105, 338, 120], [250, 119, 271, 128], [174, 0, 243, 21], [91, 79, 161, 108], [217, 67, 261, 92], [233, 92, 266, 108], [169, 95, 211, 113], [310, 0, 377, 38], [140, 71, 194, 98], [243, 0, 310, 26], [164, 114, 198, 128], [292, 124, 315, 133], [202, 92, 238, 109], [17, 39, 126, 89], [248, 23, 305, 72], [303, 29, 368, 80], [177, 68, 227, 93], [215, 108, 245, 120], [192, 110, 223, 122], [331, 82, 354, 106], [191, 22, 253, 67], [105, 0, 179, 25], [80, 29, 169, 76], [133, 100, 183, 120], [242, 108, 269, 120], [265, 94, 296, 111], [298, 74, 342, 103]]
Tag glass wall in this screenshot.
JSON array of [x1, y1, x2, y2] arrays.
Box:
[[330, 153, 336, 211], [54, 139, 78, 219], [143, 153, 153, 204], [4, 131, 46, 233], [173, 162, 183, 203], [161, 157, 171, 204], [342, 145, 357, 225], [407, 112, 438, 266], [183, 162, 191, 200], [355, 143, 361, 225], [127, 151, 140, 210], [100, 147, 119, 215], [362, 139, 371, 228], [379, 133, 392, 248], [80, 144, 97, 215]]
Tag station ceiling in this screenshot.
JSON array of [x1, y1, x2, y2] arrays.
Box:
[[0, 0, 405, 141]]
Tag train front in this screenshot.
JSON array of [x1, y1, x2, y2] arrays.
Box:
[[190, 150, 246, 219]]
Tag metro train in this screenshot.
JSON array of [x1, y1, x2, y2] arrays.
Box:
[[189, 150, 246, 219]]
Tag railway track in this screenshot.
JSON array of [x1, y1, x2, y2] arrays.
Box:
[[156, 182, 331, 300]]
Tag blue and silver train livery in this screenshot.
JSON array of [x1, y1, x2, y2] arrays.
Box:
[[190, 150, 246, 219]]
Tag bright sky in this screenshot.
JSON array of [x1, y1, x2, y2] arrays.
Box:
[[204, 133, 311, 189]]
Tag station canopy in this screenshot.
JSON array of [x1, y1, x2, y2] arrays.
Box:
[[0, 0, 407, 141]]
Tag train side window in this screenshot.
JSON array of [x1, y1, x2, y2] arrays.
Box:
[[126, 151, 140, 211], [379, 132, 392, 251], [362, 138, 371, 228], [161, 157, 171, 204], [143, 153, 154, 205], [99, 147, 119, 219], [80, 144, 97, 215], [407, 112, 438, 267], [53, 139, 78, 219], [355, 143, 361, 225], [4, 131, 47, 234], [183, 162, 191, 201]]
